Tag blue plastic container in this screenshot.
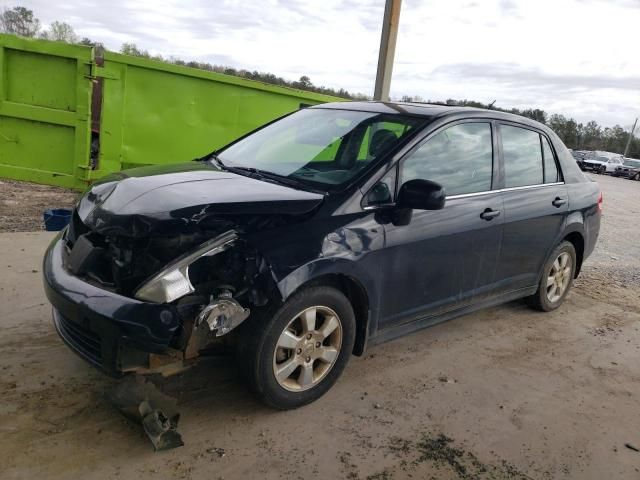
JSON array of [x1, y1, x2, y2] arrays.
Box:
[[43, 208, 72, 231]]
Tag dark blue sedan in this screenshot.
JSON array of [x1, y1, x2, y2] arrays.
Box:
[[44, 102, 602, 409]]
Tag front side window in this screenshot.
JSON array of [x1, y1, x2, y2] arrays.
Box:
[[400, 122, 493, 196], [217, 108, 425, 191], [502, 125, 544, 188]]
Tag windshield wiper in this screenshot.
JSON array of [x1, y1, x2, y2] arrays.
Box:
[[225, 166, 325, 194]]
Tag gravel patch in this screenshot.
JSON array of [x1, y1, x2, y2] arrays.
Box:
[[0, 179, 78, 233]]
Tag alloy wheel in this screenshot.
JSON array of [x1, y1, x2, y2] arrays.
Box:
[[272, 306, 343, 392], [546, 252, 572, 303]]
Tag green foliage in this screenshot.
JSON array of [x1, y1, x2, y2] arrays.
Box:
[[120, 42, 148, 57], [78, 37, 101, 47], [40, 21, 77, 43], [0, 7, 90, 46], [0, 6, 40, 37]]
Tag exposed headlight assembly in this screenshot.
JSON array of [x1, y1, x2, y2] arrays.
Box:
[[135, 230, 238, 303]]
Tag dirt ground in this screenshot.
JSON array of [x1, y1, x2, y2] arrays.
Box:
[[0, 179, 78, 232], [1, 174, 639, 479]]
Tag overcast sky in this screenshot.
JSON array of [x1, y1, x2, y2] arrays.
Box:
[[13, 0, 640, 127]]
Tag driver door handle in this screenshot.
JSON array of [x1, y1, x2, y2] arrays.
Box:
[[480, 208, 501, 221], [552, 197, 567, 208]]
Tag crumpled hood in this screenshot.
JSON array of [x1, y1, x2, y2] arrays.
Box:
[[77, 162, 324, 237]]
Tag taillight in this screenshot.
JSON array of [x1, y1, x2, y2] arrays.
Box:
[[597, 192, 603, 214]]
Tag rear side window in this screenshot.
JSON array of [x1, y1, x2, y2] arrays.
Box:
[[401, 122, 493, 196], [502, 125, 543, 188], [541, 136, 559, 183]]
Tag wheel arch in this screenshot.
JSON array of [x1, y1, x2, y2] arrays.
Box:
[[562, 229, 585, 278], [298, 274, 370, 356], [277, 261, 374, 357]]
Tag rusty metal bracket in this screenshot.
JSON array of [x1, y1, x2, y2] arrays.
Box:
[[107, 375, 184, 451]]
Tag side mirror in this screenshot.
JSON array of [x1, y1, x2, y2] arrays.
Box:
[[366, 182, 392, 205], [397, 179, 446, 210]]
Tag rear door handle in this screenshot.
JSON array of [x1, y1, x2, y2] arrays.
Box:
[[480, 208, 501, 221], [552, 197, 567, 208]]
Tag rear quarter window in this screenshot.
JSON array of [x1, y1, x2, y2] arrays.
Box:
[[541, 136, 560, 183]]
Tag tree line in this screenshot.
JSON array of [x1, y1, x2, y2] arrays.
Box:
[[119, 42, 369, 101], [2, 5, 638, 158]]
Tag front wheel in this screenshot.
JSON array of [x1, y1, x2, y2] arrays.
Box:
[[238, 286, 356, 410], [527, 241, 576, 312]]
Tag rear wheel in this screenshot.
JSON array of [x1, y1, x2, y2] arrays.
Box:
[[527, 241, 576, 312], [238, 286, 356, 410]]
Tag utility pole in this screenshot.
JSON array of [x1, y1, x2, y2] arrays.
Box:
[[373, 0, 402, 101], [623, 117, 637, 158]]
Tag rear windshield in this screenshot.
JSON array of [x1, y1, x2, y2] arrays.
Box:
[[218, 108, 426, 191]]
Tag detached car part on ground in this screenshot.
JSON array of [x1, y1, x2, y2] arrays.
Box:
[[43, 102, 601, 413], [611, 158, 640, 180]]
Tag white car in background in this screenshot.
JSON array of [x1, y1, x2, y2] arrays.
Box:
[[581, 155, 624, 174]]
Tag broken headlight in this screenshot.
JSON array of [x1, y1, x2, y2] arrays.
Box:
[[134, 231, 238, 303]]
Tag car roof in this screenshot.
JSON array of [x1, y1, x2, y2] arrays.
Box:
[[312, 101, 548, 130]]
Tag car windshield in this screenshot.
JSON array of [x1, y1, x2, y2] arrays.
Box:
[[217, 108, 426, 191], [624, 159, 640, 168]]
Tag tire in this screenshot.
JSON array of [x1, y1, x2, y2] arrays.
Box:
[[527, 241, 577, 312], [634, 174, 640, 181], [237, 286, 356, 410]]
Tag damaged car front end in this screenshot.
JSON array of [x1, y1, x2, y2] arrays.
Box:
[[43, 161, 324, 378]]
